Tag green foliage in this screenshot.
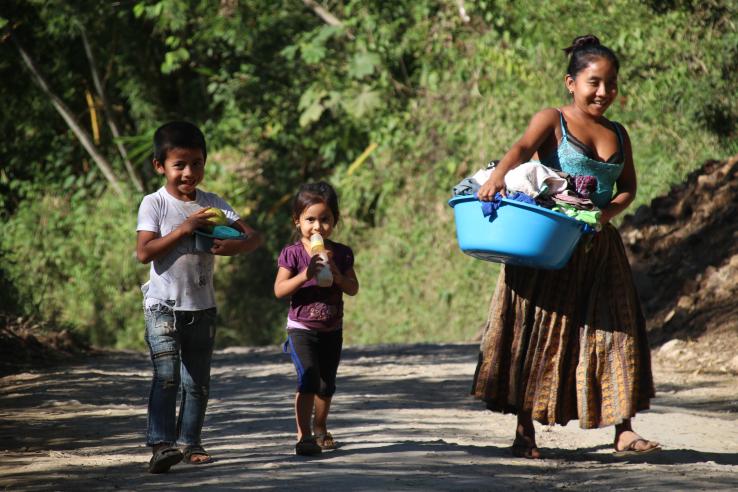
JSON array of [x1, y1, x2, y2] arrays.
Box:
[[1, 193, 144, 348], [1, 0, 737, 348]]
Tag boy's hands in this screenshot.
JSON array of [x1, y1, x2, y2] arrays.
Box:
[[211, 238, 240, 256], [136, 208, 213, 264], [211, 219, 263, 256], [210, 235, 257, 255], [179, 208, 216, 235]]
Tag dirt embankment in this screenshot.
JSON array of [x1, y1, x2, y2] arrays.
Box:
[[620, 155, 738, 373], [0, 316, 91, 377]]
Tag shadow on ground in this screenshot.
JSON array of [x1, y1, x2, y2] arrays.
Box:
[[1, 344, 737, 491]]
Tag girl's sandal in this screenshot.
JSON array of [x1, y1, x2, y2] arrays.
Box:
[[182, 444, 213, 465], [295, 436, 323, 456], [314, 432, 337, 450]]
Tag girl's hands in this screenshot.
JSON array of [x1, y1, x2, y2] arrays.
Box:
[[305, 254, 325, 280], [325, 252, 344, 287], [477, 169, 507, 201], [324, 250, 359, 295], [179, 208, 215, 235], [308, 251, 343, 286]]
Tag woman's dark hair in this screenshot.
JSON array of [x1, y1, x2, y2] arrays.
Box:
[[291, 181, 340, 225], [563, 34, 620, 78], [153, 121, 207, 163]]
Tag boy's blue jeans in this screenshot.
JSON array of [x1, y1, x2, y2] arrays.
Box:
[[144, 302, 216, 447]]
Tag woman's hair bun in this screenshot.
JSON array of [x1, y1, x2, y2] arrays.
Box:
[[563, 34, 601, 56]]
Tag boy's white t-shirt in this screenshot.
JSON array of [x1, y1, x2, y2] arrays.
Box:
[[137, 187, 240, 311]]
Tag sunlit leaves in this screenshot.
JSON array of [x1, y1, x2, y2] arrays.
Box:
[[348, 51, 381, 78], [298, 86, 328, 126], [291, 25, 343, 64], [162, 47, 190, 73], [299, 98, 326, 127], [341, 86, 381, 118]]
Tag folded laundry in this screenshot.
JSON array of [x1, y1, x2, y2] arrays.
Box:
[[480, 191, 537, 219], [574, 175, 597, 199], [552, 203, 602, 231], [553, 190, 596, 210], [452, 161, 500, 196], [452, 177, 481, 197], [504, 161, 568, 198], [471, 168, 493, 187]]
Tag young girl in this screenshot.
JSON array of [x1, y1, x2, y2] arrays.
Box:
[[274, 181, 359, 456], [473, 35, 660, 459]]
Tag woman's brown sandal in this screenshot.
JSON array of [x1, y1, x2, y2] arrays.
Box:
[[511, 436, 541, 459], [613, 438, 661, 457]]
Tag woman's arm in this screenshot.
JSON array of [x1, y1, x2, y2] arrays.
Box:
[[600, 125, 636, 224], [477, 108, 559, 201]]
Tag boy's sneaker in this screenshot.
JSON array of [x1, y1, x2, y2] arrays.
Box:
[[295, 436, 322, 456]]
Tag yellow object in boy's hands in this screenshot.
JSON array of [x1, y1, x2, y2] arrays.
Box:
[[205, 207, 228, 226]]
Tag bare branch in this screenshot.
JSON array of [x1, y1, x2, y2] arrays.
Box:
[[12, 34, 124, 196], [302, 0, 354, 39], [456, 0, 470, 23], [80, 26, 144, 193]]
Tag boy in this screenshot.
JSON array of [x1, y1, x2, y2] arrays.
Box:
[[136, 121, 261, 473]]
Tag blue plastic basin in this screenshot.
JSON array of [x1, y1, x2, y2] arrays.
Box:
[[448, 195, 586, 269], [194, 225, 246, 252]]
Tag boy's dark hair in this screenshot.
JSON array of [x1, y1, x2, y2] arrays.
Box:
[[153, 121, 207, 163], [563, 34, 620, 77], [292, 181, 340, 225]]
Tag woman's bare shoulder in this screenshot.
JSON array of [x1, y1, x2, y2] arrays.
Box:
[[526, 107, 560, 132], [530, 107, 561, 124]]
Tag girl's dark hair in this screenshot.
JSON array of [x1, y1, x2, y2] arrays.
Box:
[[153, 121, 207, 163], [292, 181, 340, 225], [563, 34, 620, 77]]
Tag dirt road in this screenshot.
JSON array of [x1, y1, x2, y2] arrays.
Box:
[[1, 343, 737, 491]]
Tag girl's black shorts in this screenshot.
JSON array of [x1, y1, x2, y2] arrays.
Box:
[[285, 328, 343, 397]]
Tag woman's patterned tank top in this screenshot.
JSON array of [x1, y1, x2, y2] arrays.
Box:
[[540, 111, 624, 209]]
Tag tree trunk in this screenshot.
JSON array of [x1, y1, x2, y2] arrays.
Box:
[[12, 34, 124, 196], [80, 27, 144, 193]]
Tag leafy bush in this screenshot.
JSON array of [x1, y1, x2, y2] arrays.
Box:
[[2, 0, 737, 348], [1, 193, 144, 348]]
